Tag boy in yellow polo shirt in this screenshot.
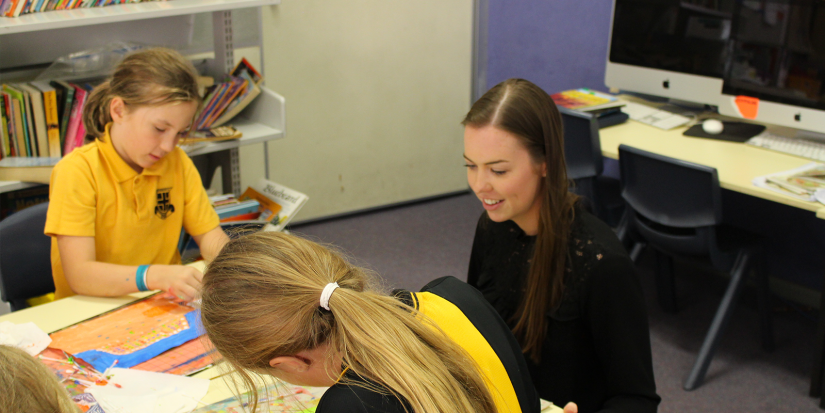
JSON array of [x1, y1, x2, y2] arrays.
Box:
[[44, 48, 229, 301]]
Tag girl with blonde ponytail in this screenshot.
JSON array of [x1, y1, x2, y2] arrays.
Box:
[[200, 231, 540, 413]]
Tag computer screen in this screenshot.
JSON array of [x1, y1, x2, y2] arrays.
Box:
[[718, 0, 825, 134], [605, 0, 735, 105]]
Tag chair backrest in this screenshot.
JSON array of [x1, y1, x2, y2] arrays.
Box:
[[619, 145, 722, 228], [561, 107, 603, 180], [0, 202, 54, 310]]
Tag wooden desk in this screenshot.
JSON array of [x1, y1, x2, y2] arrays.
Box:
[[598, 119, 825, 216]]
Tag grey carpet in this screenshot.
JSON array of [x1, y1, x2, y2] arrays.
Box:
[[292, 192, 822, 412]]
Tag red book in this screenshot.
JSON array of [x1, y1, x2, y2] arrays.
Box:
[[63, 84, 88, 155]]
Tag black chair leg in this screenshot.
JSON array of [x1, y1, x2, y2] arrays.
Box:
[[629, 242, 646, 263], [684, 252, 749, 390], [754, 262, 774, 353], [812, 280, 825, 398], [654, 251, 677, 313]]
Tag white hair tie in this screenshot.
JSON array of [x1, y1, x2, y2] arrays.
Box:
[[320, 282, 340, 311]]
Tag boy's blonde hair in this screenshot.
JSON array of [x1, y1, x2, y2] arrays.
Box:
[[83, 47, 201, 141], [0, 345, 80, 413], [201, 231, 497, 413]]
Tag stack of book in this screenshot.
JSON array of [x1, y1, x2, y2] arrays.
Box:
[[550, 88, 624, 112], [211, 194, 262, 223], [1, 0, 169, 18], [1, 80, 95, 162], [193, 58, 262, 131], [550, 88, 629, 128]]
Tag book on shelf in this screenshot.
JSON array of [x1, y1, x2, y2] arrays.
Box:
[[3, 85, 28, 157], [550, 88, 624, 112], [18, 83, 49, 157], [194, 58, 265, 130], [185, 125, 242, 143], [0, 103, 7, 159], [239, 178, 309, 232], [50, 79, 75, 153], [1, 0, 169, 17], [63, 83, 89, 155], [30, 81, 62, 158]]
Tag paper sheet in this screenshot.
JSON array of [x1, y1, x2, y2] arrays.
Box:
[[0, 321, 51, 356], [87, 368, 209, 413]]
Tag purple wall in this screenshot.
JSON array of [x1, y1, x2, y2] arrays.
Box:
[[487, 0, 614, 94]]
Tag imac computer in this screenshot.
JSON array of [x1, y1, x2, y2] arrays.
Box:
[[605, 0, 735, 106], [718, 0, 825, 136]]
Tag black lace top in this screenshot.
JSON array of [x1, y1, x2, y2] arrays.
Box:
[[468, 209, 660, 413]]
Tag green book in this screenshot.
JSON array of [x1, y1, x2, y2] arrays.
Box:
[[3, 84, 30, 156]]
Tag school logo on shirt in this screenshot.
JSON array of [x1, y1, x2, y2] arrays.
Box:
[[155, 188, 175, 220]]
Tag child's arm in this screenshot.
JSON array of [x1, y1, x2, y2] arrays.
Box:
[[56, 235, 203, 300], [192, 226, 230, 262]]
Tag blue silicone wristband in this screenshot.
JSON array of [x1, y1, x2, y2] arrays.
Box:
[[136, 265, 150, 292]]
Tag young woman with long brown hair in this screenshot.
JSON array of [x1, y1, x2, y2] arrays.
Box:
[[463, 78, 660, 413], [200, 231, 540, 413]]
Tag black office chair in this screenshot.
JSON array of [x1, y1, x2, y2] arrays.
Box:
[[616, 144, 774, 390], [560, 107, 624, 227], [0, 202, 55, 311]]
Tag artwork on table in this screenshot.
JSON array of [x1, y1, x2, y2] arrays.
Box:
[[48, 292, 218, 375], [131, 336, 216, 375], [193, 384, 326, 413], [37, 347, 107, 412]]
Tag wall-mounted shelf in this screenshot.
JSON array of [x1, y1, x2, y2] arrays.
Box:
[[0, 1, 285, 196], [0, 0, 279, 34], [0, 87, 285, 192]]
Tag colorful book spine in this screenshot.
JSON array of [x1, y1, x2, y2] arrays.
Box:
[[63, 84, 88, 155], [203, 78, 246, 128], [194, 83, 228, 130], [4, 85, 31, 156], [18, 83, 48, 158], [10, 98, 26, 156], [2, 93, 17, 156], [31, 81, 61, 157], [0, 102, 7, 159], [51, 80, 75, 156], [20, 86, 35, 156]]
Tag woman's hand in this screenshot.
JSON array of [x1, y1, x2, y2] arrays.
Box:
[[145, 264, 204, 301], [563, 402, 578, 413]]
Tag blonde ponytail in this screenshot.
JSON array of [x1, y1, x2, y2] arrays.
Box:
[[201, 232, 497, 413]]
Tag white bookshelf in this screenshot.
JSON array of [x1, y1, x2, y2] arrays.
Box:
[[0, 0, 279, 34], [0, 0, 284, 195]]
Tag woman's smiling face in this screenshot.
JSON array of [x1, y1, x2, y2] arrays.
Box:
[[464, 125, 546, 235]]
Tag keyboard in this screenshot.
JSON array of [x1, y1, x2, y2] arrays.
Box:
[[746, 132, 825, 163]]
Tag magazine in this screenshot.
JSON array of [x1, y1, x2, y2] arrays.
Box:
[[239, 178, 309, 231], [550, 88, 624, 112], [752, 162, 825, 202]]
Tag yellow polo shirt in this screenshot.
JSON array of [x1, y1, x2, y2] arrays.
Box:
[[44, 124, 219, 299]]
